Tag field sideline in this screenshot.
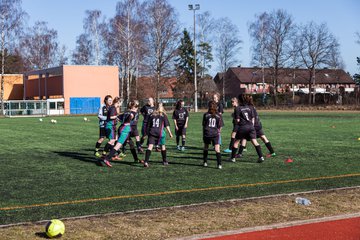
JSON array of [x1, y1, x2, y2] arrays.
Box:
[[0, 111, 359, 225]]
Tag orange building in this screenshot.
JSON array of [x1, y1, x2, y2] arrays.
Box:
[[23, 65, 119, 114], [3, 74, 23, 100]]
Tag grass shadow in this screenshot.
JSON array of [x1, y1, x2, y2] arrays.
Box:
[[53, 151, 103, 166]]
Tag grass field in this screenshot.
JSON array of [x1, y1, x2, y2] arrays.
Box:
[[0, 111, 359, 225]]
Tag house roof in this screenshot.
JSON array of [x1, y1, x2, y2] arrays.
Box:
[[219, 67, 355, 85]]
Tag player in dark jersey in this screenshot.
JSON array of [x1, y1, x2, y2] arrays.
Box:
[[243, 94, 275, 157], [103, 97, 121, 159], [230, 94, 264, 163], [131, 100, 144, 153], [223, 97, 239, 153], [94, 95, 112, 157], [102, 100, 143, 167], [202, 101, 222, 169], [140, 97, 156, 145], [213, 92, 224, 145], [143, 103, 173, 167], [172, 99, 189, 151]]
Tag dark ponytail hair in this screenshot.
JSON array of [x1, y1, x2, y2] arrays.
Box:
[[208, 100, 217, 116], [237, 94, 246, 106]]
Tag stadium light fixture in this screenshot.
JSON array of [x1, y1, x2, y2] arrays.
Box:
[[188, 4, 200, 112]]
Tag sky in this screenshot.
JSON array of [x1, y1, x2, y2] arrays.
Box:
[[21, 0, 360, 76]]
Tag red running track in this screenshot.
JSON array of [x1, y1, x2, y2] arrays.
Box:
[[202, 217, 360, 240]]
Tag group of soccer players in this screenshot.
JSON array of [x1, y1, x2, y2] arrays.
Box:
[[94, 92, 275, 169]]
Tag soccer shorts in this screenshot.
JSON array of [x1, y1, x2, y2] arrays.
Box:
[[117, 124, 131, 145], [175, 126, 186, 136], [203, 135, 220, 146]]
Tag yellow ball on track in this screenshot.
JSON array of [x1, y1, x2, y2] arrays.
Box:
[[45, 219, 65, 238]]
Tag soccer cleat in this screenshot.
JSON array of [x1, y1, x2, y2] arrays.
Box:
[[111, 155, 123, 161], [176, 145, 181, 150], [203, 162, 208, 167], [231, 158, 236, 163], [223, 149, 232, 153], [119, 152, 126, 158], [144, 162, 149, 168], [181, 146, 185, 151], [94, 151, 101, 158], [266, 153, 276, 158], [243, 148, 247, 152], [103, 159, 112, 168], [218, 164, 222, 169], [257, 157, 265, 163], [162, 160, 169, 165]]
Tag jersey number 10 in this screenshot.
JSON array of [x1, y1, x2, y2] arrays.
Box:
[[208, 118, 216, 127]]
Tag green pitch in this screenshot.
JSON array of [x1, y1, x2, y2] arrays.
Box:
[[0, 111, 359, 225]]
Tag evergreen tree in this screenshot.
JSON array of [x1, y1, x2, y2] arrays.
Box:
[[175, 29, 200, 84]]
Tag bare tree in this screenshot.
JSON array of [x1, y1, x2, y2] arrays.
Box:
[[356, 32, 360, 45], [196, 11, 215, 77], [103, 0, 147, 101], [144, 0, 180, 102], [298, 21, 341, 104], [214, 17, 242, 104], [21, 21, 60, 70], [83, 10, 103, 65], [72, 34, 93, 64], [0, 0, 26, 115], [249, 9, 295, 106]]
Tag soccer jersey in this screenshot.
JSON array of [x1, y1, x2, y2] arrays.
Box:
[[235, 105, 253, 127], [98, 104, 108, 128], [202, 112, 222, 138], [106, 105, 118, 126], [250, 105, 262, 130], [216, 101, 224, 115], [130, 110, 139, 126], [148, 114, 170, 137], [140, 105, 155, 123], [172, 108, 189, 127]]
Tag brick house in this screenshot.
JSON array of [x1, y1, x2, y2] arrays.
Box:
[[214, 67, 356, 97]]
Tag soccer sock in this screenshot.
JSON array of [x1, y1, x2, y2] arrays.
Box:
[[145, 149, 151, 163], [265, 142, 274, 154], [95, 142, 101, 150], [107, 148, 117, 159], [182, 138, 186, 147], [231, 147, 238, 159], [203, 150, 208, 163], [176, 136, 180, 146], [238, 145, 244, 155], [136, 141, 141, 149], [161, 150, 167, 162], [216, 152, 222, 165], [104, 143, 112, 153], [130, 148, 138, 162], [228, 138, 235, 149], [255, 145, 263, 158]]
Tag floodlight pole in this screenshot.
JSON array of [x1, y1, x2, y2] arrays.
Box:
[[189, 4, 200, 112]]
